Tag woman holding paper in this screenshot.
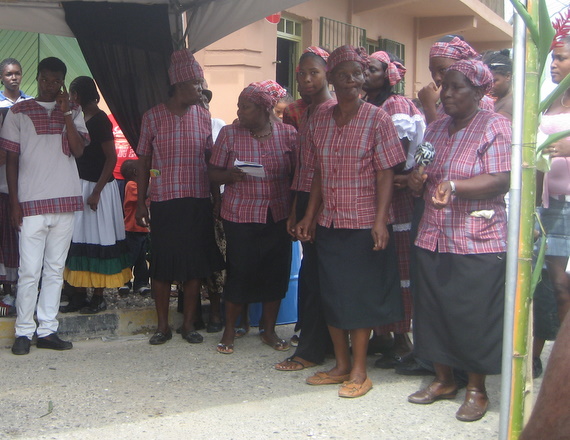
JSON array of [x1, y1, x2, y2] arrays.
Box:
[[209, 81, 297, 354], [407, 60, 511, 421]]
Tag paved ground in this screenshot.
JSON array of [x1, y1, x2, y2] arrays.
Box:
[[0, 322, 549, 440]]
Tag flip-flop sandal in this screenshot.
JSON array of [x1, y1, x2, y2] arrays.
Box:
[[262, 338, 290, 352], [216, 343, 234, 354], [234, 327, 249, 338], [275, 356, 317, 371]]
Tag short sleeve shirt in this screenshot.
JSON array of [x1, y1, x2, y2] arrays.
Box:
[[137, 103, 212, 202], [305, 102, 406, 229], [415, 110, 512, 254], [291, 99, 335, 192], [0, 99, 88, 216], [210, 122, 297, 224]]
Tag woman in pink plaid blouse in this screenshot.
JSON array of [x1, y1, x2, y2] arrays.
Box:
[[296, 45, 406, 398], [209, 81, 297, 355], [363, 51, 426, 369], [407, 60, 511, 422]]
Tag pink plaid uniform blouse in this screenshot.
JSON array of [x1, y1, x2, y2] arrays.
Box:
[[415, 110, 512, 254], [210, 122, 297, 224], [283, 99, 309, 130], [305, 102, 406, 229], [137, 103, 213, 202], [291, 99, 336, 192]]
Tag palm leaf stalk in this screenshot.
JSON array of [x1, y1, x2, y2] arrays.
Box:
[[503, 1, 570, 438]]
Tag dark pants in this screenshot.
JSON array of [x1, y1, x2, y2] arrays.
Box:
[[291, 192, 332, 363], [126, 231, 149, 291]]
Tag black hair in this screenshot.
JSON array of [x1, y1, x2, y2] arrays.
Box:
[[37, 57, 67, 79], [0, 58, 22, 75], [437, 34, 465, 43], [120, 159, 138, 181], [298, 51, 328, 67], [483, 49, 512, 76], [69, 76, 100, 107], [366, 51, 399, 107]]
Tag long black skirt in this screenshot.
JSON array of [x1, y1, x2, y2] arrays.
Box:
[[412, 247, 505, 374], [223, 217, 291, 304], [315, 225, 402, 330], [149, 197, 224, 282]]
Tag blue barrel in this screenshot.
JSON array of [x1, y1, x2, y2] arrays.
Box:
[[249, 241, 301, 326]]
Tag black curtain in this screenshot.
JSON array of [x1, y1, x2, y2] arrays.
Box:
[[63, 2, 173, 150]]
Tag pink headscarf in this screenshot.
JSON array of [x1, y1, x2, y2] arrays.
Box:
[[239, 80, 287, 113], [429, 37, 480, 61], [447, 59, 493, 94], [168, 49, 204, 85], [327, 45, 368, 72], [369, 51, 406, 86], [304, 46, 330, 62]]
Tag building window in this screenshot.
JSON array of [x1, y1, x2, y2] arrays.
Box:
[[319, 17, 367, 53], [366, 39, 380, 56], [379, 38, 405, 94], [277, 17, 302, 97]]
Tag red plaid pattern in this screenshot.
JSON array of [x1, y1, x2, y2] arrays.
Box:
[[283, 99, 309, 130], [210, 122, 297, 223], [369, 51, 405, 86], [0, 193, 18, 283], [327, 45, 368, 72], [21, 196, 83, 217], [137, 103, 213, 202], [8, 100, 87, 156], [291, 99, 336, 192], [415, 110, 511, 254], [429, 37, 480, 61], [448, 60, 493, 94], [306, 102, 406, 228]]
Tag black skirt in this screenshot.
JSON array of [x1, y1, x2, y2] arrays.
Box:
[[222, 217, 292, 304], [315, 225, 402, 330], [149, 197, 224, 282], [412, 247, 505, 374]]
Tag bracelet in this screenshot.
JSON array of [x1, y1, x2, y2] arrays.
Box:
[[63, 110, 73, 117], [449, 180, 456, 195]]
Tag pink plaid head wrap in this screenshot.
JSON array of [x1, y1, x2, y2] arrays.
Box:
[[447, 59, 493, 94], [168, 49, 204, 85], [304, 46, 330, 62], [429, 37, 480, 61], [369, 51, 406, 86], [239, 80, 286, 113], [327, 45, 368, 72]]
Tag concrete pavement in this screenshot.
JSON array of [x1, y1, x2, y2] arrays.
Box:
[[0, 306, 548, 440]]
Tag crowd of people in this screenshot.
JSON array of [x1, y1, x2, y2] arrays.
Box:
[[1, 29, 569, 425]]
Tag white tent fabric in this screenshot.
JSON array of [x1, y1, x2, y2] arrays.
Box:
[[0, 0, 307, 51]]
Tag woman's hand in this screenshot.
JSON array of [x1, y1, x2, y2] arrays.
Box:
[[286, 211, 297, 239], [227, 167, 246, 184], [295, 215, 314, 242], [393, 174, 409, 190], [408, 169, 427, 194], [87, 190, 100, 211], [418, 82, 440, 108], [372, 222, 389, 251], [432, 181, 453, 209], [136, 204, 150, 229], [545, 139, 570, 158]]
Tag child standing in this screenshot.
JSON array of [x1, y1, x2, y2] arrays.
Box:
[[120, 159, 150, 295]]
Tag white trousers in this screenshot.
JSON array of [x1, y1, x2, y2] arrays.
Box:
[[15, 212, 74, 339]]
